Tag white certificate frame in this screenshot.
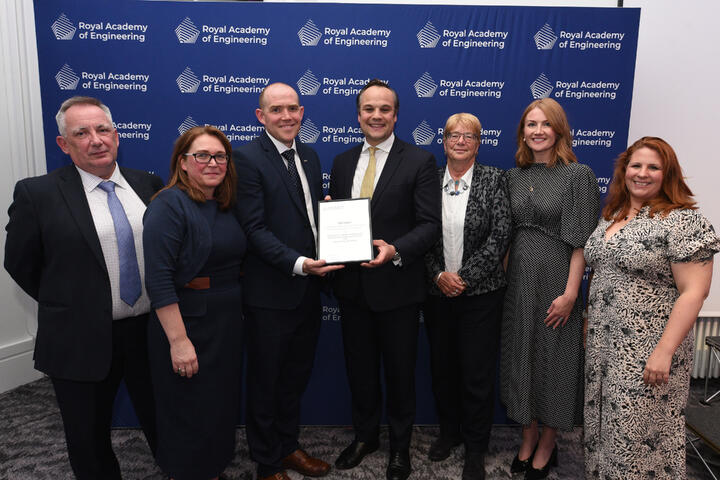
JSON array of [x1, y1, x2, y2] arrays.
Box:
[[317, 198, 373, 264]]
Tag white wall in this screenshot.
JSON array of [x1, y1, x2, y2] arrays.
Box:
[[2, 0, 718, 392]]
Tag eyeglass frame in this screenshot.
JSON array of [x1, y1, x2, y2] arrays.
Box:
[[444, 132, 479, 143], [183, 152, 229, 164]]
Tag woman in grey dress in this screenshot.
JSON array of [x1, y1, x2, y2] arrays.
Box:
[[584, 137, 719, 479], [500, 98, 599, 479]]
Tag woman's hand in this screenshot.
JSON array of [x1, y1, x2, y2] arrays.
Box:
[[544, 293, 576, 328], [436, 271, 466, 297], [170, 336, 199, 378], [643, 347, 672, 385]]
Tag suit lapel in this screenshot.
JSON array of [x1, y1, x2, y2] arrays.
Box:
[[121, 167, 154, 204], [261, 132, 307, 218], [370, 138, 403, 212], [56, 165, 107, 272]]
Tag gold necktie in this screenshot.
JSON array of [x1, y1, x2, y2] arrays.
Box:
[[360, 146, 378, 198]]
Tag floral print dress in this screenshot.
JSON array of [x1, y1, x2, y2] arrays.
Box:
[[583, 207, 720, 479]]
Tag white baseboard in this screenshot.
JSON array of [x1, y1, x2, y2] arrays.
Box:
[[0, 336, 43, 394]]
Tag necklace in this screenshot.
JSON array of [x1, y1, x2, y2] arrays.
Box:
[[444, 179, 469, 196]]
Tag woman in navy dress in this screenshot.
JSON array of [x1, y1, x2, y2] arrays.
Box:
[[144, 126, 246, 480]]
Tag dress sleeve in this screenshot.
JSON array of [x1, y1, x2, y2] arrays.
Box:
[[560, 163, 601, 248], [143, 190, 186, 309], [667, 209, 720, 263]]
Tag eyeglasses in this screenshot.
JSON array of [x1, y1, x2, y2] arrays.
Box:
[[445, 132, 478, 143], [183, 152, 228, 164]]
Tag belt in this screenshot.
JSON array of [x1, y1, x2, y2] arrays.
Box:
[[183, 270, 241, 290]]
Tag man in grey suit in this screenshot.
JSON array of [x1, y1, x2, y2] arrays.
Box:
[[4, 96, 162, 479]]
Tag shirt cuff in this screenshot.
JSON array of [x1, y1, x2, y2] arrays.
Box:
[[293, 256, 308, 276]]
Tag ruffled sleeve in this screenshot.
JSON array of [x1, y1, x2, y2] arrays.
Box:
[[667, 209, 720, 263], [560, 162, 601, 248]]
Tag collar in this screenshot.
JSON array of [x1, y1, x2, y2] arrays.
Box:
[[362, 133, 394, 155], [266, 131, 297, 156], [76, 163, 128, 193], [442, 164, 473, 195]]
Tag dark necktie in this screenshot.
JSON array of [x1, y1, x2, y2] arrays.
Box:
[[282, 149, 305, 201], [97, 181, 141, 307]]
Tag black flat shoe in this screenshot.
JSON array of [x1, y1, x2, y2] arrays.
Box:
[[427, 436, 462, 462], [525, 444, 558, 480], [335, 439, 379, 470], [510, 445, 536, 473]]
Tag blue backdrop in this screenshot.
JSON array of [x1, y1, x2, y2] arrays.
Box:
[[33, 0, 640, 426]]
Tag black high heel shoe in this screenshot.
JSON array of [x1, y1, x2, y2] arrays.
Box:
[[524, 444, 557, 480], [510, 445, 537, 473]]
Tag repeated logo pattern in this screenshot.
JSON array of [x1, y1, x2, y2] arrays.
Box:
[[297, 69, 321, 96], [55, 64, 79, 90], [412, 121, 436, 146], [299, 119, 321, 144], [176, 67, 201, 93], [530, 73, 553, 99], [178, 116, 199, 135], [414, 72, 438, 98], [417, 21, 441, 48], [51, 13, 76, 40], [175, 17, 200, 44], [298, 19, 322, 46], [534, 24, 558, 50]]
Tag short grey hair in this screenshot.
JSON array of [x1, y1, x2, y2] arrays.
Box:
[[55, 96, 113, 137]]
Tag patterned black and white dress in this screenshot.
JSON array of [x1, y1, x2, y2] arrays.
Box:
[[583, 207, 720, 479], [500, 161, 600, 430]]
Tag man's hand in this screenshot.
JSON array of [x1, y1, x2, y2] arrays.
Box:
[[361, 239, 395, 268], [302, 258, 344, 276]]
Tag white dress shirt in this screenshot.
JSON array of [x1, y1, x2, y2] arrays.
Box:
[[351, 133, 395, 199], [76, 164, 151, 319], [265, 133, 318, 276], [442, 164, 473, 273]]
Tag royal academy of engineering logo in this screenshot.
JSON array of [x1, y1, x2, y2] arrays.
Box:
[[176, 67, 201, 93], [414, 72, 438, 98], [178, 116, 199, 135], [51, 13, 76, 40], [530, 73, 553, 99], [417, 21, 441, 48], [299, 119, 320, 144], [55, 64, 79, 90], [298, 19, 322, 47], [534, 24, 557, 50], [176, 17, 200, 44], [297, 69, 321, 96], [412, 121, 435, 146]]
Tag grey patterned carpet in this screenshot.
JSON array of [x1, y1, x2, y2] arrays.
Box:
[[1, 377, 718, 479]]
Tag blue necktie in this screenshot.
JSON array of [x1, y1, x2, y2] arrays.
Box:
[[282, 149, 305, 201], [97, 181, 141, 306]]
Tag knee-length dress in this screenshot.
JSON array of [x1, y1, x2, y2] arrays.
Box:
[[500, 161, 599, 430], [144, 189, 246, 480], [583, 207, 720, 479]]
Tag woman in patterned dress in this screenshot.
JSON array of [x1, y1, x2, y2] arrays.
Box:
[[583, 137, 719, 479], [424, 113, 512, 480], [501, 98, 600, 479]]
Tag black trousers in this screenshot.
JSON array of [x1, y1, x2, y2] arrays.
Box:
[[339, 300, 420, 451], [244, 285, 321, 478], [423, 288, 504, 453], [50, 313, 157, 480]]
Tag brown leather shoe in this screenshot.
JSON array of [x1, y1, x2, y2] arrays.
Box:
[[258, 472, 291, 480], [281, 449, 331, 477]]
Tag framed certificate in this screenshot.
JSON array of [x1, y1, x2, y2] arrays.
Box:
[[317, 198, 373, 264]]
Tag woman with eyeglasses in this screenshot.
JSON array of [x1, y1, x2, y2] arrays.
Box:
[[423, 113, 511, 480], [500, 99, 599, 479], [143, 126, 246, 480]]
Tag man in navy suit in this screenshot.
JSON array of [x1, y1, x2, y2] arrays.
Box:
[[329, 80, 441, 480], [4, 96, 162, 479], [235, 82, 341, 480]]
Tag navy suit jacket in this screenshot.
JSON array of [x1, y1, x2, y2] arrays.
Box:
[[4, 164, 164, 381], [235, 132, 322, 310], [329, 137, 441, 311]]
